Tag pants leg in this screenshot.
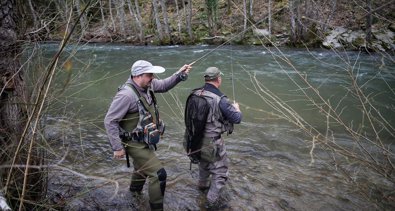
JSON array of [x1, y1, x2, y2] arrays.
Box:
[[207, 155, 228, 203], [199, 137, 229, 202], [130, 168, 146, 192], [198, 160, 211, 189], [125, 142, 166, 210]]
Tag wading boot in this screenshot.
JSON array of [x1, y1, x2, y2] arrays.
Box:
[[205, 188, 228, 210], [198, 180, 210, 191], [129, 184, 143, 197], [205, 199, 228, 210], [150, 202, 163, 211]]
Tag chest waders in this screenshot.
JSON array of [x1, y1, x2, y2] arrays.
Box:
[[119, 83, 164, 151], [195, 90, 233, 208], [184, 89, 234, 169], [119, 83, 167, 211]]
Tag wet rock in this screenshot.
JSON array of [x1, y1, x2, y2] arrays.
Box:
[[372, 27, 395, 51], [323, 27, 367, 50], [318, 204, 340, 211], [253, 28, 270, 37], [263, 151, 296, 162], [43, 118, 73, 141], [276, 199, 296, 211], [322, 25, 394, 51], [389, 23, 395, 32], [64, 189, 141, 211], [322, 27, 347, 49], [83, 28, 114, 43], [338, 30, 366, 49], [267, 181, 279, 189], [201, 36, 227, 45], [0, 192, 11, 211]]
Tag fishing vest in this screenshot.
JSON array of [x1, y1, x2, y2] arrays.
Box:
[[193, 89, 233, 137], [119, 83, 164, 150]]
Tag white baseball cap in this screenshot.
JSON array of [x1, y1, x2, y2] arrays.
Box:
[[131, 60, 165, 76]]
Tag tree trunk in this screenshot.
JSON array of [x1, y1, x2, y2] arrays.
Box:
[[206, 0, 218, 36], [27, 0, 38, 28], [322, 0, 337, 33], [365, 0, 372, 44], [174, 0, 182, 35], [226, 0, 231, 14], [159, 0, 170, 39], [115, 0, 127, 37], [127, 0, 144, 43], [99, 0, 106, 26], [243, 0, 247, 35], [297, 0, 304, 41], [268, 0, 271, 34], [184, 0, 193, 40], [54, 0, 68, 24], [127, 1, 137, 34], [1, 0, 42, 210], [109, 0, 116, 33], [0, 0, 26, 153], [134, 0, 144, 43], [249, 0, 254, 17], [289, 0, 297, 44], [302, 0, 309, 39], [75, 0, 88, 33], [152, 0, 164, 41]]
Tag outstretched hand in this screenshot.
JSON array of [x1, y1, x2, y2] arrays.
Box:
[[113, 149, 125, 160], [178, 64, 192, 74]]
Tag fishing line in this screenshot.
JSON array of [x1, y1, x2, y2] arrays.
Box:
[[187, 4, 265, 66], [188, 40, 231, 66], [230, 26, 236, 103], [187, 0, 276, 68], [172, 0, 276, 113]]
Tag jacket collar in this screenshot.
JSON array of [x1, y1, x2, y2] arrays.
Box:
[[203, 83, 224, 97]]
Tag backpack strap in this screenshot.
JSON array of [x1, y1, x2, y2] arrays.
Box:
[[126, 84, 160, 126], [124, 83, 160, 127]]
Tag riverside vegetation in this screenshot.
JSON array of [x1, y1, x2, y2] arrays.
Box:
[[0, 0, 394, 210], [21, 0, 395, 51]]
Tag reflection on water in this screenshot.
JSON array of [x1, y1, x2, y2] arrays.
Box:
[[35, 44, 395, 210]]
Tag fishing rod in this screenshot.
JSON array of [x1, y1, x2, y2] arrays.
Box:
[[175, 40, 234, 78], [229, 1, 236, 103], [188, 39, 231, 66], [187, 16, 260, 67], [179, 0, 279, 105], [185, 44, 237, 104], [230, 24, 236, 104]]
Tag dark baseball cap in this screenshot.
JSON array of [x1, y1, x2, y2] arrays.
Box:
[[204, 67, 223, 80]]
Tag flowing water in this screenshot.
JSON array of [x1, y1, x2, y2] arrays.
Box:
[[30, 44, 395, 210]]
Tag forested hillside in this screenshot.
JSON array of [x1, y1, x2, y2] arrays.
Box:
[[19, 0, 395, 51]]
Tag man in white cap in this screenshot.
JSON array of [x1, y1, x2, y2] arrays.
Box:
[[104, 60, 191, 211]]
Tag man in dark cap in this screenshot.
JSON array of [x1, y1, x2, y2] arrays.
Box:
[[104, 60, 192, 211], [188, 66, 242, 209]]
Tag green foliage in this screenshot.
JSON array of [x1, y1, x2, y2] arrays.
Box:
[[205, 0, 219, 11]]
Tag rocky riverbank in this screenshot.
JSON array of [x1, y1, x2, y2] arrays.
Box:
[[79, 24, 394, 53]]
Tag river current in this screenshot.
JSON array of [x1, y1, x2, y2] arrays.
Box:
[[29, 43, 395, 210]]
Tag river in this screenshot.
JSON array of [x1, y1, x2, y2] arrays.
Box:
[[29, 43, 395, 210]]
